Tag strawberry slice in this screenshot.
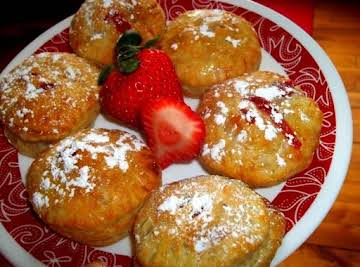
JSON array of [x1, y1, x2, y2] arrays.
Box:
[[141, 98, 206, 169]]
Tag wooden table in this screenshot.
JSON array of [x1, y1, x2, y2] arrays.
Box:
[[279, 2, 360, 266], [0, 1, 359, 266]]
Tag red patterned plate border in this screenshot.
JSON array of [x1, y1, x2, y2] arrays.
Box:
[[0, 0, 351, 266]]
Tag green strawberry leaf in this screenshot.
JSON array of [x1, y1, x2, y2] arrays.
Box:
[[143, 35, 160, 48], [117, 45, 141, 62], [114, 31, 159, 74], [118, 58, 139, 74], [116, 30, 142, 53], [98, 65, 114, 85]]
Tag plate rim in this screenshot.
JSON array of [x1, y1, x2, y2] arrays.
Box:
[[0, 1, 352, 266]]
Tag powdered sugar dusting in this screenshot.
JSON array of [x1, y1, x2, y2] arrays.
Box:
[[199, 24, 215, 38], [65, 66, 77, 80], [194, 239, 211, 253], [214, 101, 229, 125], [158, 195, 185, 215], [276, 153, 286, 167], [91, 33, 104, 40], [151, 177, 267, 254], [264, 124, 278, 141], [16, 107, 33, 118], [300, 111, 310, 122], [203, 9, 224, 23], [157, 191, 215, 252], [34, 129, 145, 207], [24, 83, 44, 100], [214, 114, 226, 125], [254, 86, 287, 101], [40, 178, 51, 191], [270, 106, 283, 123], [285, 133, 295, 146], [170, 43, 178, 50], [283, 108, 295, 114], [202, 139, 226, 162], [0, 52, 99, 135], [237, 130, 248, 142], [32, 192, 49, 209], [233, 80, 249, 95], [190, 194, 213, 222], [67, 166, 94, 192], [225, 36, 241, 47], [227, 77, 304, 145], [104, 133, 145, 171], [198, 73, 308, 180], [83, 132, 109, 143], [103, 0, 112, 8], [217, 101, 229, 114], [239, 100, 279, 141]]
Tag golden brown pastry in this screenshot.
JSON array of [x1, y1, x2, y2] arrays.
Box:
[[0, 52, 100, 157], [198, 71, 323, 187], [134, 175, 285, 267], [27, 128, 161, 246], [70, 0, 166, 65], [160, 9, 261, 97]]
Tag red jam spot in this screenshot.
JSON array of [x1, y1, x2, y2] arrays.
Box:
[[38, 82, 55, 90], [105, 12, 131, 33], [280, 79, 295, 88], [247, 96, 302, 149], [272, 80, 296, 97], [240, 108, 255, 124]]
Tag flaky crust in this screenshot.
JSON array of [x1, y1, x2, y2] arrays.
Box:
[[27, 128, 161, 246], [198, 71, 323, 187], [134, 175, 285, 267], [240, 208, 286, 267], [0, 52, 100, 157], [70, 0, 166, 66], [160, 9, 261, 97]]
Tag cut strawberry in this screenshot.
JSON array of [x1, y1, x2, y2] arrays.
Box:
[[141, 98, 206, 169]]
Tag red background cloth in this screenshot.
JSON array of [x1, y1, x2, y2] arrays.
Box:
[[255, 0, 314, 35]]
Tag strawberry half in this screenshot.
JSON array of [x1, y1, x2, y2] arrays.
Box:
[[141, 98, 205, 169]]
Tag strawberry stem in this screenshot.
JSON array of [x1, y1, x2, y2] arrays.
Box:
[[143, 35, 160, 48]]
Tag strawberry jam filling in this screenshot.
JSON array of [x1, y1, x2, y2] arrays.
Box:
[[38, 82, 55, 90], [273, 80, 296, 93], [105, 12, 131, 33], [247, 95, 302, 149]]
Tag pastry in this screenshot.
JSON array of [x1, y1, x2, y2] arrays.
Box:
[[0, 52, 100, 157], [27, 128, 161, 246], [133, 175, 285, 267], [70, 0, 166, 65], [160, 9, 261, 97], [198, 71, 323, 187]]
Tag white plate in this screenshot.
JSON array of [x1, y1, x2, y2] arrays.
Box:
[[0, 0, 352, 266]]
